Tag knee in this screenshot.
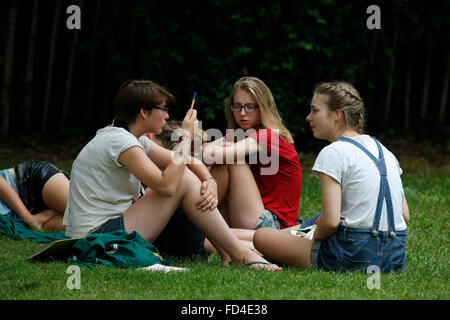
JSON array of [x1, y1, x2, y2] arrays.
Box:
[[239, 219, 258, 230], [179, 168, 202, 195], [182, 168, 201, 185], [253, 227, 273, 252], [228, 163, 250, 173]]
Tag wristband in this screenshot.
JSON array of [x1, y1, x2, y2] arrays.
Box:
[[177, 133, 193, 144]]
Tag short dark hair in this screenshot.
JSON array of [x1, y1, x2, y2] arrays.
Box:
[[114, 79, 175, 124]]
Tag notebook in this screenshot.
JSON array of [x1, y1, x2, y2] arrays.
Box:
[[27, 238, 79, 261]]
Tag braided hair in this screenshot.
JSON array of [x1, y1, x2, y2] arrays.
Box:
[[314, 81, 365, 134]]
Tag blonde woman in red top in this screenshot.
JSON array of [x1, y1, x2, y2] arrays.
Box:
[[203, 77, 302, 231]]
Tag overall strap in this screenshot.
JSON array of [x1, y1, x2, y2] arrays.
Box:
[[336, 136, 396, 237]]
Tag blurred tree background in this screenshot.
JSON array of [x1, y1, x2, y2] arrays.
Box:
[[0, 0, 449, 154]]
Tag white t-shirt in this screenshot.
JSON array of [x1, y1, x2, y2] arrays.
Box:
[[63, 126, 150, 238], [312, 135, 407, 231]]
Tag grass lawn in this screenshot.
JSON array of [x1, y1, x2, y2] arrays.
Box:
[[0, 145, 449, 300]]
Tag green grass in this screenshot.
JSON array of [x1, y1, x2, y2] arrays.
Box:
[[0, 153, 449, 300]]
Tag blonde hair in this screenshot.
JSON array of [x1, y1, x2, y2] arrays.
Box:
[[224, 77, 294, 144], [313, 81, 365, 134]]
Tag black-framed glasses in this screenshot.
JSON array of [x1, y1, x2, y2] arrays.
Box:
[[152, 105, 170, 113], [230, 103, 259, 113]]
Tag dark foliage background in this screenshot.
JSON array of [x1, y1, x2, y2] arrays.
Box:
[[1, 0, 449, 154]]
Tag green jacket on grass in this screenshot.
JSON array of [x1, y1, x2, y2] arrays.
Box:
[[0, 214, 165, 268]]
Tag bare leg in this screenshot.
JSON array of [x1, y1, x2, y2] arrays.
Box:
[[211, 164, 264, 229], [231, 228, 257, 241], [226, 164, 264, 229], [41, 172, 70, 231], [209, 164, 231, 225], [204, 237, 233, 266], [42, 214, 65, 231], [30, 209, 59, 231], [253, 227, 313, 268], [205, 237, 260, 257], [204, 228, 260, 264], [124, 169, 281, 271], [204, 238, 216, 255], [210, 164, 230, 204]]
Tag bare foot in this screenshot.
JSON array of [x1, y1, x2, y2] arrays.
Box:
[[234, 249, 282, 271], [216, 246, 232, 266]]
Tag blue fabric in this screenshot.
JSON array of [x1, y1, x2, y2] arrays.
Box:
[[92, 215, 125, 234], [317, 225, 406, 272], [315, 136, 406, 273], [300, 213, 321, 228], [0, 169, 18, 216]]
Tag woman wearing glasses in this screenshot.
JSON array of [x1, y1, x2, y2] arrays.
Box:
[[202, 77, 302, 232], [63, 79, 281, 270]]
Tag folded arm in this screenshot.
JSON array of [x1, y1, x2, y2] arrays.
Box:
[[119, 141, 190, 197], [202, 136, 260, 165]]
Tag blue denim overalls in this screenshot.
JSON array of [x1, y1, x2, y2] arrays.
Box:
[[316, 136, 407, 272]]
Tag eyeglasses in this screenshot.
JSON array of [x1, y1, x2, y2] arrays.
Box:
[[152, 105, 170, 113], [230, 103, 259, 113]]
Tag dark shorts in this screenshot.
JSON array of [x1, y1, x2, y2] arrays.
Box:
[[14, 160, 69, 214], [92, 209, 208, 262], [153, 208, 208, 261], [93, 216, 125, 234]]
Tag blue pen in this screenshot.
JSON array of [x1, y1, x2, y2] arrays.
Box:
[[190, 92, 197, 110]]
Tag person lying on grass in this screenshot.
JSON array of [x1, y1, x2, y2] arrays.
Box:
[[62, 79, 281, 271], [0, 160, 69, 232], [253, 81, 410, 272]]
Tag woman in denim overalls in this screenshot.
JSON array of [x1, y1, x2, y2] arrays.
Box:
[[253, 81, 410, 272]]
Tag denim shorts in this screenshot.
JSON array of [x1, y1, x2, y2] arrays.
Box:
[[310, 224, 406, 273], [254, 209, 281, 230], [14, 160, 69, 214], [92, 216, 125, 234]]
